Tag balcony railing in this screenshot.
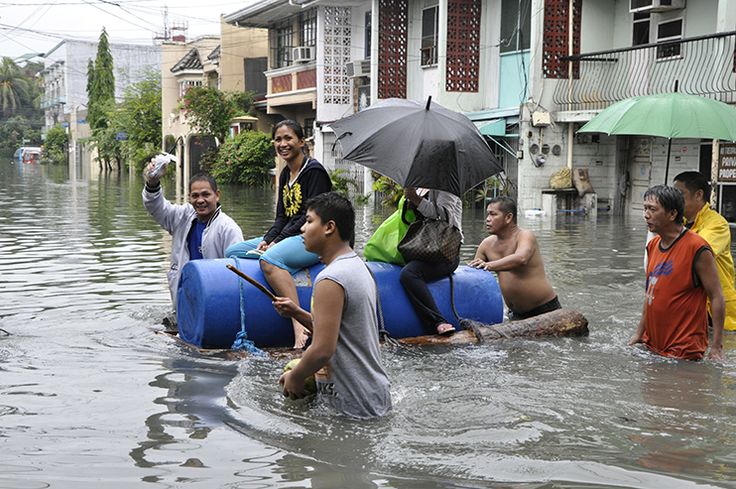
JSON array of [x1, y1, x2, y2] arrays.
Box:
[[40, 96, 66, 109], [553, 31, 736, 111]]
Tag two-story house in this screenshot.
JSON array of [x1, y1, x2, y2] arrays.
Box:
[[161, 20, 268, 197], [521, 0, 736, 218], [224, 0, 531, 197]]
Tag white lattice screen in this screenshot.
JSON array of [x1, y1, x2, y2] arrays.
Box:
[[323, 6, 352, 105]]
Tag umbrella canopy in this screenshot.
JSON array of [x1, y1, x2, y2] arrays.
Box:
[[578, 92, 736, 141], [578, 92, 736, 183], [330, 98, 503, 196]]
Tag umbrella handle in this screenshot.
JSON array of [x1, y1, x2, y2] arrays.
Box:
[[331, 131, 351, 153]]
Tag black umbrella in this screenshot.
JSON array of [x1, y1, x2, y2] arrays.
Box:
[[331, 97, 503, 196]]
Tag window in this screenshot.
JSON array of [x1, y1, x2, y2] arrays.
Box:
[[299, 9, 317, 47], [303, 118, 315, 139], [178, 80, 202, 98], [632, 11, 650, 46], [244, 57, 267, 99], [364, 11, 372, 59], [500, 0, 531, 53], [421, 5, 439, 66], [271, 19, 293, 68], [656, 18, 683, 59]]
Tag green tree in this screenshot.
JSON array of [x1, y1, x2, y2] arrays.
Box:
[[86, 28, 120, 170], [86, 59, 95, 108], [181, 86, 254, 143], [0, 57, 30, 117], [211, 130, 273, 185], [115, 70, 162, 170], [0, 115, 41, 150], [88, 28, 115, 131], [43, 125, 68, 163]]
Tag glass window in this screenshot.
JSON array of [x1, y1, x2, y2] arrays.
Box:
[[421, 6, 438, 66], [632, 12, 650, 46], [299, 9, 316, 47], [500, 0, 531, 53], [303, 118, 315, 139], [656, 18, 683, 59], [178, 80, 202, 98], [364, 11, 372, 59], [270, 19, 293, 68]]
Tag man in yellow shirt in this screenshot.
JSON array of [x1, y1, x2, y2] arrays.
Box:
[[674, 171, 736, 331]]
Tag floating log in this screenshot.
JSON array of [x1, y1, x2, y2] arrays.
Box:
[[158, 309, 588, 356], [398, 308, 589, 346]]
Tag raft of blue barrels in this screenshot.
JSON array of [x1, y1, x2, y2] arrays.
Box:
[[176, 258, 505, 349]]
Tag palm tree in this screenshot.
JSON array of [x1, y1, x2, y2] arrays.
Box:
[[0, 57, 30, 116]]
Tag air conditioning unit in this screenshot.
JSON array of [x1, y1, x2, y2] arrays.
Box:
[[346, 59, 370, 78], [292, 46, 315, 63], [630, 0, 685, 13]]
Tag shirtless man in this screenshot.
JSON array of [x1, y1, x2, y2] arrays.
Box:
[[469, 196, 560, 319]]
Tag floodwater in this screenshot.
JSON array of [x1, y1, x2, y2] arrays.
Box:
[[2, 160, 736, 489]]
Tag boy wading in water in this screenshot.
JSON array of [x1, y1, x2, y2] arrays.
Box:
[[274, 192, 392, 419], [469, 196, 560, 319]]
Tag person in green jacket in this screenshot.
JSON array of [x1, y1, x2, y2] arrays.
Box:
[[674, 171, 736, 331]]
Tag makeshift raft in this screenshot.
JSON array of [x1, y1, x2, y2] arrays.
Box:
[[176, 258, 504, 349]]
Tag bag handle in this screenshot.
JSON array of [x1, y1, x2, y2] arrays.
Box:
[[400, 197, 414, 225]]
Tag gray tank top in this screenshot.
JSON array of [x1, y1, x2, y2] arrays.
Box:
[[314, 251, 392, 418]]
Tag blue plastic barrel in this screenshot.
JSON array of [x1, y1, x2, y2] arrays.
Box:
[[177, 258, 503, 349]]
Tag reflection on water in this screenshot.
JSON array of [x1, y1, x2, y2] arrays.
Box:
[[1, 160, 736, 488]]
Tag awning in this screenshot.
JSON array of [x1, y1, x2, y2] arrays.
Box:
[[465, 107, 520, 138], [474, 118, 506, 136]]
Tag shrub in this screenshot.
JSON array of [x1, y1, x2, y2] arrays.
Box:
[[211, 130, 273, 185], [43, 125, 68, 163], [372, 173, 403, 207]]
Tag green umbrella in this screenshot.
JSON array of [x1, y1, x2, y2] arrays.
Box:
[[578, 92, 736, 183]]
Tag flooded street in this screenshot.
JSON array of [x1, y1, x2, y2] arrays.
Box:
[[2, 160, 736, 489]]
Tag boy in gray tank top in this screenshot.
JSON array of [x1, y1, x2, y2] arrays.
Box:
[[275, 192, 391, 419]]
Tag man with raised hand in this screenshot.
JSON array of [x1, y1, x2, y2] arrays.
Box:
[[142, 164, 243, 316]]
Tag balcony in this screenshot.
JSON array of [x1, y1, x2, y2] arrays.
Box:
[[40, 96, 67, 109], [553, 31, 736, 112], [265, 61, 317, 111]]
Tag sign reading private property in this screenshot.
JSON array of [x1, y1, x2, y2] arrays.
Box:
[[718, 144, 736, 182]]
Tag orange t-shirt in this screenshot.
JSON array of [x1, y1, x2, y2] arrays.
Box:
[[643, 229, 711, 360]]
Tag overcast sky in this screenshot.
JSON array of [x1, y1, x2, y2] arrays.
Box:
[[0, 0, 254, 62]]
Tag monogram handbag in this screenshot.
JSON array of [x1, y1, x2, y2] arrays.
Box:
[[398, 196, 461, 264]]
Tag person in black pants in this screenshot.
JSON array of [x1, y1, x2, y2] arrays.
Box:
[[399, 187, 463, 336]]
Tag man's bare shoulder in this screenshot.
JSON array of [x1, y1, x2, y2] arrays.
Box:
[[478, 234, 499, 248], [517, 227, 539, 243]]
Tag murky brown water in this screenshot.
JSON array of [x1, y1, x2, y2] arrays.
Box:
[[2, 160, 736, 488]]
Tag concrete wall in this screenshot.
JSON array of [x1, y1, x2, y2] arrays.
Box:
[[439, 0, 500, 111], [109, 44, 161, 99], [219, 19, 268, 93]]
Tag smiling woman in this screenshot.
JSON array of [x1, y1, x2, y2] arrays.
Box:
[[225, 120, 332, 349]]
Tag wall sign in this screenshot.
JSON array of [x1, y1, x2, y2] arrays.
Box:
[[718, 143, 736, 182]]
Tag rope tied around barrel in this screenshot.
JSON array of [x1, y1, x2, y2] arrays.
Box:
[[231, 257, 267, 356]]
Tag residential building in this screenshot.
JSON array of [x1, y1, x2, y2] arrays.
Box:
[[224, 0, 529, 198], [40, 39, 161, 173], [161, 22, 269, 197], [523, 0, 736, 218]]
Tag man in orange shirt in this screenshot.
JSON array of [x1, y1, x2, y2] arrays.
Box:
[[629, 185, 724, 360]]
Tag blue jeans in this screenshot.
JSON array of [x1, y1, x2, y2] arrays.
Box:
[[225, 235, 320, 275]]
